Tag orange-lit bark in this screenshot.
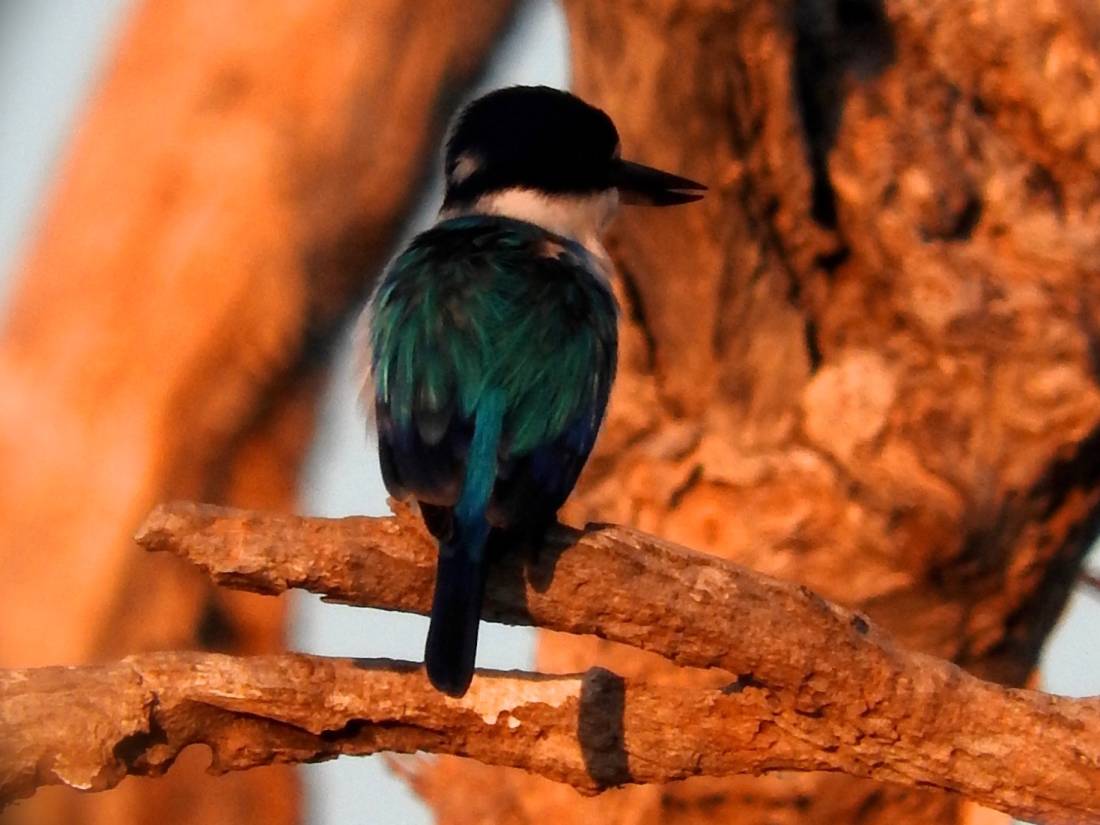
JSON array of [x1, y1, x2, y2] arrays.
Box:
[[5, 650, 1098, 825], [4, 503, 1099, 824]]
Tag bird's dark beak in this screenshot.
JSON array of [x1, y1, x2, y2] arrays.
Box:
[[611, 159, 707, 206]]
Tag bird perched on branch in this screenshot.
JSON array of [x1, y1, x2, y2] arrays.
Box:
[[364, 86, 705, 696]]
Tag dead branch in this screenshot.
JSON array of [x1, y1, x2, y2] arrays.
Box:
[[104, 501, 1100, 823], [0, 648, 1096, 825]]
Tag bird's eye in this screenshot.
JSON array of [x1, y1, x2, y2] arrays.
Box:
[[449, 153, 481, 184]]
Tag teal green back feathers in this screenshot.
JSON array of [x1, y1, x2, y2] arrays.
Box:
[[369, 216, 618, 505]]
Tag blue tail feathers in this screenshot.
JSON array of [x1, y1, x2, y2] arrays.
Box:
[[424, 390, 505, 696]]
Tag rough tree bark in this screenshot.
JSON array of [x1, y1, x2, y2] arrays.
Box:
[[4, 504, 1099, 824], [0, 2, 515, 824], [414, 1, 1100, 824]]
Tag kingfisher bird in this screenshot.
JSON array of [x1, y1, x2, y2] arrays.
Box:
[[364, 85, 704, 696]]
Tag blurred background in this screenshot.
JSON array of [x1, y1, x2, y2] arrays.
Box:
[[2, 2, 1098, 825]]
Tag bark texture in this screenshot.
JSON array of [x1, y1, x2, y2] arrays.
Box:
[[0, 1, 515, 823], [423, 1, 1100, 823], [1, 502, 1096, 824], [3, 651, 1098, 825]]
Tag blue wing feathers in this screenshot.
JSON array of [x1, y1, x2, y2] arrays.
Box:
[[455, 389, 506, 533], [369, 215, 617, 696], [424, 388, 505, 696], [370, 215, 617, 521]]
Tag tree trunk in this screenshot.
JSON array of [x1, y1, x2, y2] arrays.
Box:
[[416, 1, 1100, 823], [0, 2, 515, 824]]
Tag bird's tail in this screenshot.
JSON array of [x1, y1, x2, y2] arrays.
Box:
[[425, 390, 505, 697]]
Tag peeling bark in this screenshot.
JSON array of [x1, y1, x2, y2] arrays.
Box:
[[123, 501, 1100, 823], [2, 652, 1097, 825]]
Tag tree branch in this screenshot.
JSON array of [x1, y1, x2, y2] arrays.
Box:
[[2, 502, 1096, 824], [136, 501, 1100, 820], [0, 650, 1095, 825]]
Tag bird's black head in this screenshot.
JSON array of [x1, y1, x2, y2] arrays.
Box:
[[442, 86, 705, 212]]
